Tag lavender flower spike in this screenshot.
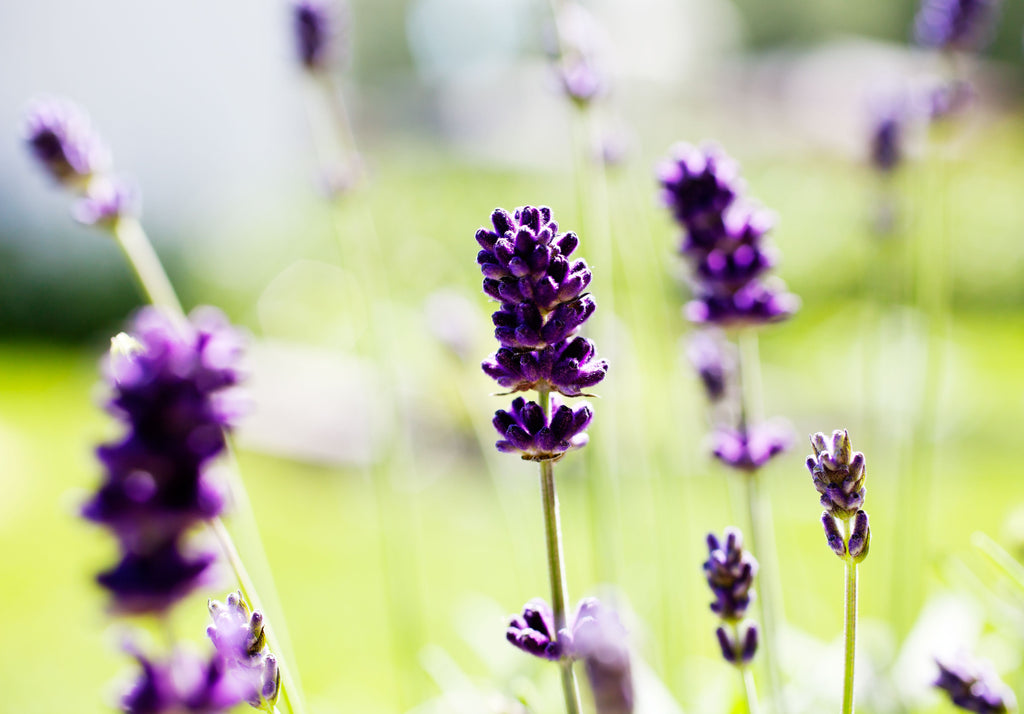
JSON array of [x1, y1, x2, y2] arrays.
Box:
[[24, 97, 110, 187], [207, 591, 281, 710], [914, 0, 1001, 52], [704, 528, 758, 621], [571, 599, 634, 714], [806, 430, 866, 520], [935, 655, 1015, 713]]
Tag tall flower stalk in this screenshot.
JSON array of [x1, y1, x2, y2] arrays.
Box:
[[24, 97, 306, 714], [658, 142, 797, 711], [477, 205, 608, 713], [807, 430, 871, 714]]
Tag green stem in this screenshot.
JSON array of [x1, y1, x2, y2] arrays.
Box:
[[740, 662, 761, 714], [211, 519, 303, 714], [112, 217, 184, 317], [538, 389, 583, 714], [842, 519, 859, 714]]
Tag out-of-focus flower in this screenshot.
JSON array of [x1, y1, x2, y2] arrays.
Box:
[[914, 0, 1001, 52], [934, 654, 1015, 713], [704, 528, 757, 622], [207, 592, 281, 710], [292, 0, 345, 71], [73, 177, 137, 227], [571, 599, 634, 714], [686, 330, 734, 403], [84, 307, 246, 613], [711, 422, 791, 472], [121, 646, 253, 714], [24, 97, 110, 186]]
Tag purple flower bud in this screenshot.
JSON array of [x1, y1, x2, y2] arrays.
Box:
[[72, 176, 137, 227], [506, 598, 564, 661], [686, 329, 734, 402], [482, 336, 608, 397], [704, 527, 758, 621], [96, 540, 217, 615], [121, 646, 254, 714], [914, 0, 1001, 52], [870, 115, 903, 174], [714, 622, 758, 665], [571, 599, 634, 714], [711, 421, 792, 473], [493, 396, 592, 461], [848, 510, 871, 563], [686, 278, 799, 327], [24, 97, 110, 186], [657, 143, 741, 230], [934, 654, 1015, 713], [822, 512, 847, 558], [292, 0, 344, 71], [807, 429, 867, 520], [207, 591, 281, 709]]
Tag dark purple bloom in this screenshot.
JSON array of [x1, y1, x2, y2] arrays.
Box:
[[715, 623, 758, 665], [711, 421, 791, 472], [935, 655, 1014, 713], [870, 116, 903, 174], [658, 143, 741, 235], [207, 592, 281, 709], [483, 336, 607, 397], [570, 599, 634, 714], [686, 278, 798, 327], [704, 528, 757, 622], [84, 307, 246, 613], [96, 540, 217, 615], [686, 330, 734, 402], [292, 0, 342, 71], [806, 430, 866, 520], [914, 0, 1001, 52], [73, 177, 137, 227], [121, 647, 253, 714], [507, 598, 566, 661], [24, 97, 110, 186], [847, 510, 871, 561], [493, 396, 592, 461]]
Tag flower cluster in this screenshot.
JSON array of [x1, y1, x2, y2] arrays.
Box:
[[83, 307, 245, 613], [658, 143, 797, 327], [292, 0, 344, 71], [507, 598, 633, 713], [934, 655, 1015, 713], [478, 206, 607, 460], [807, 430, 871, 562], [25, 97, 136, 227], [121, 645, 254, 714], [914, 0, 1001, 52], [712, 421, 791, 473], [207, 592, 281, 710], [704, 528, 759, 665]]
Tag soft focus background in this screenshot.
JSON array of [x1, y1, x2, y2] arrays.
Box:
[[2, 0, 1024, 712]]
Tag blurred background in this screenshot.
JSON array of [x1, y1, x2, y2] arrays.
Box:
[[2, 0, 1024, 712]]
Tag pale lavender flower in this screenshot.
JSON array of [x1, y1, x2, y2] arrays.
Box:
[[121, 646, 252, 714], [73, 177, 137, 227], [914, 0, 1001, 52], [207, 592, 281, 709], [935, 654, 1015, 713], [24, 97, 110, 186], [711, 422, 791, 472]]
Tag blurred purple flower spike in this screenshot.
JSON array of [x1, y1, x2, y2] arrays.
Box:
[[934, 654, 1015, 713], [24, 97, 110, 186], [292, 0, 345, 71], [914, 0, 1001, 52], [121, 645, 253, 714], [711, 421, 792, 472]]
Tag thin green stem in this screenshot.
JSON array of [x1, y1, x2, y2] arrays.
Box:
[[112, 217, 184, 317], [538, 388, 582, 714], [842, 518, 859, 714], [740, 662, 761, 714], [211, 519, 303, 714]]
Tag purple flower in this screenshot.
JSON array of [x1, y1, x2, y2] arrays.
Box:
[[935, 655, 1015, 713], [715, 623, 758, 665], [870, 115, 903, 174], [84, 307, 246, 613], [483, 336, 607, 397], [559, 59, 603, 107], [658, 144, 797, 327], [121, 646, 253, 714], [507, 598, 566, 661], [570, 599, 634, 714], [686, 329, 734, 402], [73, 177, 137, 227], [914, 0, 1001, 52], [704, 528, 758, 622], [711, 421, 791, 472], [493, 396, 592, 461], [24, 97, 110, 186], [806, 430, 866, 520], [292, 0, 342, 71], [207, 592, 281, 709]]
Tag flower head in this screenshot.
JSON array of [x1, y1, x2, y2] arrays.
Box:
[[24, 97, 110, 186], [121, 646, 253, 714], [73, 176, 137, 227], [914, 0, 1001, 52], [687, 330, 734, 402], [806, 430, 866, 520], [292, 0, 343, 71], [207, 592, 281, 710], [935, 654, 1015, 713], [507, 598, 565, 661], [711, 421, 791, 472], [493, 396, 592, 461], [704, 528, 758, 622]]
